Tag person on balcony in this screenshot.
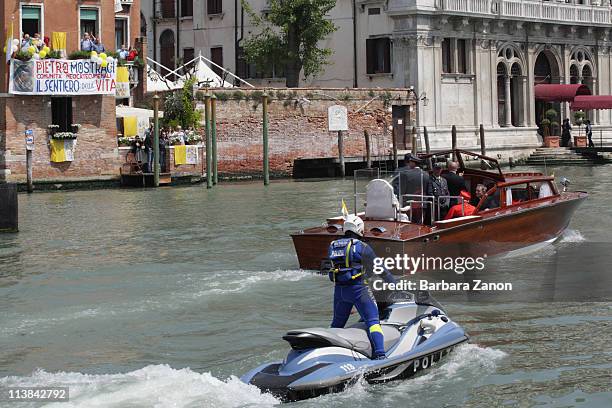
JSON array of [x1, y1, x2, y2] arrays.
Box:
[[80, 33, 94, 52]]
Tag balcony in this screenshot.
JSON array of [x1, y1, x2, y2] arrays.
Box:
[[437, 0, 612, 25]]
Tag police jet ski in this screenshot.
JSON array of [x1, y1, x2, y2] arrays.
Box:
[[241, 293, 468, 402]]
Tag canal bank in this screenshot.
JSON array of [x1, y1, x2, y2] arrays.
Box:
[[0, 164, 610, 406]]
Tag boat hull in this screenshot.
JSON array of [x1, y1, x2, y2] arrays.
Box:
[[291, 193, 587, 270]]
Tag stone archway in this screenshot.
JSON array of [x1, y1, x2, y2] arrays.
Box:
[[534, 49, 562, 126]]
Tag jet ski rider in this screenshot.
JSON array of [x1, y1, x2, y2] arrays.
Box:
[[326, 214, 396, 360]]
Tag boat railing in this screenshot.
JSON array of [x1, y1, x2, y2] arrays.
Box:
[[402, 194, 468, 224]]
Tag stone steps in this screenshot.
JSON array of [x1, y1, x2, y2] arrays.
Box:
[[525, 147, 599, 165]]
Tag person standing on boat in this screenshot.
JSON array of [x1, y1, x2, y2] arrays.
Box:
[[326, 214, 395, 360], [393, 153, 429, 222], [427, 162, 450, 221], [442, 161, 466, 206]]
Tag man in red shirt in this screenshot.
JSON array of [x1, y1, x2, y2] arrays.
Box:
[[444, 190, 476, 220]]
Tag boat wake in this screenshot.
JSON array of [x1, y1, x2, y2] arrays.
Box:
[[295, 343, 507, 407], [559, 229, 586, 243], [0, 365, 279, 408]]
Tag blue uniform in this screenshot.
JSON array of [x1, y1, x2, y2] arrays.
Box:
[[327, 238, 394, 359]]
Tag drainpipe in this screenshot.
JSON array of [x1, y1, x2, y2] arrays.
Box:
[[176, 0, 180, 66], [235, 0, 244, 82], [153, 1, 157, 62], [352, 0, 358, 88]]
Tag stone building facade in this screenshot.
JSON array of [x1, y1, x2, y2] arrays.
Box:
[[143, 0, 612, 157]]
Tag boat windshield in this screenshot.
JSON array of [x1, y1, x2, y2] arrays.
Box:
[[352, 168, 438, 223]]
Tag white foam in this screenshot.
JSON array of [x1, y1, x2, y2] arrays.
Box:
[[559, 229, 586, 243], [0, 365, 278, 408]]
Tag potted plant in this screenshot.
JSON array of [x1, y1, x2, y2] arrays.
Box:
[[52, 132, 77, 140], [543, 108, 560, 147], [185, 131, 202, 145], [71, 123, 82, 133], [573, 111, 587, 147]]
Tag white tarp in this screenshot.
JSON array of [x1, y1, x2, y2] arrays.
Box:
[[146, 65, 184, 92], [189, 59, 233, 88]]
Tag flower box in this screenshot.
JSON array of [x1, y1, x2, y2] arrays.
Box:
[[543, 136, 560, 148], [574, 136, 587, 147]]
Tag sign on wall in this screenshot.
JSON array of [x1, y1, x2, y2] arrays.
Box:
[[328, 105, 348, 131], [9, 59, 117, 96]]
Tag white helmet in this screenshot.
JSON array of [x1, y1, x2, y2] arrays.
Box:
[[343, 215, 364, 236]]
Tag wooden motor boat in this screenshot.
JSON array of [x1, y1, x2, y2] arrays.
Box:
[[291, 150, 587, 270]]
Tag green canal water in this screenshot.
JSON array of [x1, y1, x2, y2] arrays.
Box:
[[0, 165, 611, 407]]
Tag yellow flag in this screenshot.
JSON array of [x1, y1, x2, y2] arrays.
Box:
[[123, 116, 138, 137], [341, 198, 349, 217], [174, 145, 187, 165], [5, 20, 13, 64], [51, 32, 66, 51], [50, 139, 66, 162]]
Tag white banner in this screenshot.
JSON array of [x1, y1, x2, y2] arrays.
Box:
[[9, 59, 117, 95]]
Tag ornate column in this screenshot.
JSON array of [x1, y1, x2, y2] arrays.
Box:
[[505, 75, 512, 126]]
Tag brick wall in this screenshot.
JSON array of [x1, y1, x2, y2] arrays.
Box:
[[0, 95, 120, 182], [195, 88, 410, 176]]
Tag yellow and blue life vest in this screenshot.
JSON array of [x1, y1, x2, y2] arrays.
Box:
[[328, 238, 365, 284]]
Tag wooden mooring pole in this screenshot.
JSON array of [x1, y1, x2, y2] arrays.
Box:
[[211, 95, 218, 185], [205, 92, 212, 189], [364, 130, 371, 169], [451, 125, 457, 160], [337, 130, 345, 177], [411, 126, 417, 153], [479, 124, 486, 156], [0, 183, 18, 232], [262, 92, 270, 185], [153, 94, 160, 187]]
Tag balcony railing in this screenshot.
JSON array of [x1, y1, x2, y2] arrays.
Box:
[[438, 0, 612, 25]]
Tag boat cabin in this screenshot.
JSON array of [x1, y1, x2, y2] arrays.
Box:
[[341, 149, 560, 227]]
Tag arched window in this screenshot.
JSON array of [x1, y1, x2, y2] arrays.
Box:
[[159, 29, 175, 78]]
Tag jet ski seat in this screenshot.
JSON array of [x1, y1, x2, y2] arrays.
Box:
[[283, 325, 401, 358]]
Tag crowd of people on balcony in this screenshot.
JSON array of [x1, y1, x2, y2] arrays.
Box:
[[20, 33, 48, 53], [80, 33, 139, 62]]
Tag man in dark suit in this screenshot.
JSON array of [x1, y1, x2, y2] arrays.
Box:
[[442, 161, 466, 206]]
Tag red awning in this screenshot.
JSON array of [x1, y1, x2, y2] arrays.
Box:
[[571, 95, 612, 110], [534, 84, 591, 102]]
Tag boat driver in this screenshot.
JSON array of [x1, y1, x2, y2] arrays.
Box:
[[325, 214, 396, 360]]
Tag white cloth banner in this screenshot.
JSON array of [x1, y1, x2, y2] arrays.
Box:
[[185, 145, 198, 165], [9, 59, 117, 95]]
